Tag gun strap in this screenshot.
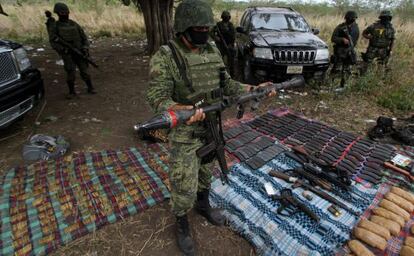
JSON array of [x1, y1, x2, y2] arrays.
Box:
[[167, 40, 195, 93]]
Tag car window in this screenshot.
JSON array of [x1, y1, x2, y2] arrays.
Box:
[[251, 13, 310, 32]]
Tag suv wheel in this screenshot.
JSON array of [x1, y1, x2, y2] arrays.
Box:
[[243, 58, 256, 84]]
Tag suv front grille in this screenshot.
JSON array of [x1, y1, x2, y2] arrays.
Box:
[[0, 51, 19, 86], [273, 49, 316, 64]]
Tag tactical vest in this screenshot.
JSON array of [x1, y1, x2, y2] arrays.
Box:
[[56, 20, 82, 48], [370, 22, 394, 48], [166, 40, 226, 106]]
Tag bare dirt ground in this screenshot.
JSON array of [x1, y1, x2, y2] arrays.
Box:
[[0, 37, 398, 255]]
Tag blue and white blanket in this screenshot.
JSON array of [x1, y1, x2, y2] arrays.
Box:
[[210, 154, 379, 256]]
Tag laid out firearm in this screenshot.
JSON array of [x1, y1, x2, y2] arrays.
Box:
[[134, 76, 305, 132], [265, 184, 320, 222], [45, 10, 99, 68], [269, 170, 361, 216], [287, 146, 368, 202], [289, 146, 353, 190]]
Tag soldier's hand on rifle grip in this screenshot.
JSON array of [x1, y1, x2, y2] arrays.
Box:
[[258, 81, 277, 97], [343, 38, 350, 45], [187, 108, 205, 125]]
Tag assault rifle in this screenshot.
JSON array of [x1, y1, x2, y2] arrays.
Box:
[[45, 10, 99, 68], [264, 184, 320, 222], [134, 76, 304, 132], [215, 25, 232, 59], [134, 76, 304, 183], [340, 26, 357, 87], [269, 170, 361, 216]]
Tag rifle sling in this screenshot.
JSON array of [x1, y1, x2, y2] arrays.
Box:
[[167, 41, 195, 93]]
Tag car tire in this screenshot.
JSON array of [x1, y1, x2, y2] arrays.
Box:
[[243, 58, 256, 85]]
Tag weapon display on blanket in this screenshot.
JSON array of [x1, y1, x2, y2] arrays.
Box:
[[286, 146, 367, 202], [45, 11, 99, 68], [269, 170, 361, 216], [264, 183, 320, 222], [134, 76, 305, 132]]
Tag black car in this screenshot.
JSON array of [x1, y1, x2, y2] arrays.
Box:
[[0, 39, 44, 128], [236, 7, 330, 83]]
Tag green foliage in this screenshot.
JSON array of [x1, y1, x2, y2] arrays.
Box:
[[377, 87, 414, 111]]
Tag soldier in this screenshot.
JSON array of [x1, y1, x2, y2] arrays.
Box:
[[46, 2, 96, 99], [146, 0, 275, 254], [362, 10, 395, 68], [212, 11, 236, 76], [330, 10, 359, 88]]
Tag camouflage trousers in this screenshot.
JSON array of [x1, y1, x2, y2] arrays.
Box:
[[363, 46, 388, 64], [169, 137, 214, 217], [61, 53, 91, 84]]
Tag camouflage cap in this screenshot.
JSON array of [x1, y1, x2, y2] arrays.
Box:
[[344, 10, 357, 20], [53, 2, 69, 14], [379, 10, 392, 18], [221, 10, 231, 18], [174, 0, 215, 33]]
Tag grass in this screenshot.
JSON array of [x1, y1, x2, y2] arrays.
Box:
[[1, 0, 413, 113]]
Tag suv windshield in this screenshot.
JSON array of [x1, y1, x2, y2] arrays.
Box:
[[251, 13, 310, 32]]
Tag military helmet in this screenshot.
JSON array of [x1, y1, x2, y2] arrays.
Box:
[[53, 2, 69, 14], [221, 10, 231, 19], [344, 10, 357, 20], [174, 0, 215, 33], [379, 10, 392, 18]]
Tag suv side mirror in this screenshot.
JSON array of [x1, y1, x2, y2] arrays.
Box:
[[312, 28, 320, 35], [236, 27, 245, 34]]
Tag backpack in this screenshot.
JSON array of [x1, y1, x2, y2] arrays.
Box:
[[22, 134, 70, 161]]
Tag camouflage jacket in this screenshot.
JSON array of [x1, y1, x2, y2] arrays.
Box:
[[363, 21, 395, 48], [146, 38, 245, 114], [213, 21, 236, 46], [46, 18, 89, 54], [331, 22, 359, 48]]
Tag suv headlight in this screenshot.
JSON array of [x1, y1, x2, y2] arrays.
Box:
[[315, 48, 329, 61], [253, 48, 273, 60], [13, 48, 31, 71]]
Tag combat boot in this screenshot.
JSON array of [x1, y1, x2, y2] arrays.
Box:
[[176, 215, 195, 256], [195, 189, 226, 226], [85, 80, 96, 94], [66, 81, 77, 99]]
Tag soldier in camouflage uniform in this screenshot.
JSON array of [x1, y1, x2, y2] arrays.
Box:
[[46, 2, 96, 99], [146, 1, 274, 254], [212, 11, 236, 76], [330, 11, 359, 76], [362, 10, 395, 68]]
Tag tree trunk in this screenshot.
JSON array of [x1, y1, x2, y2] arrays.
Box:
[[136, 0, 174, 55]]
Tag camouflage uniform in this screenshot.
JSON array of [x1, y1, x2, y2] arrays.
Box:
[[212, 11, 236, 76], [147, 38, 245, 217], [47, 3, 95, 95], [330, 11, 359, 74], [363, 11, 395, 64]]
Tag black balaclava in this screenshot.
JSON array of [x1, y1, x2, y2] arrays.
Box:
[[58, 12, 69, 21], [222, 16, 231, 22], [380, 16, 392, 25], [185, 28, 209, 46], [345, 18, 355, 25]]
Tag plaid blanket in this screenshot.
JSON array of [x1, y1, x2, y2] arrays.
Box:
[[210, 154, 379, 256], [0, 144, 170, 256]]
